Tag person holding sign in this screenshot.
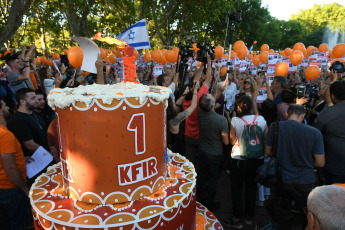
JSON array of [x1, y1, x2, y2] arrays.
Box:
[[0, 99, 29, 229]]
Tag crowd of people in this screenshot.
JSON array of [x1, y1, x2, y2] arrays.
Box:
[[0, 44, 345, 230]]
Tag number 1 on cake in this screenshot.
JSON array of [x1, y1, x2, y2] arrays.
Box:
[[127, 113, 146, 155]]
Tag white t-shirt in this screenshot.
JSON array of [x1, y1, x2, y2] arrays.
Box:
[[219, 82, 238, 110], [231, 115, 267, 159]]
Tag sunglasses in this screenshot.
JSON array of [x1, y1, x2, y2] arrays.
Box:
[[244, 81, 251, 84]]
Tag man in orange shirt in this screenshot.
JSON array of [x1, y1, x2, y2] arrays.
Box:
[[0, 99, 29, 229]]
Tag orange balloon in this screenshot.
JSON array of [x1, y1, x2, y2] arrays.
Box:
[[318, 43, 328, 53], [109, 54, 116, 63], [237, 46, 248, 60], [234, 40, 245, 53], [152, 49, 163, 63], [248, 54, 253, 60], [0, 53, 2, 58], [269, 49, 275, 53], [222, 54, 229, 59], [67, 46, 83, 68], [275, 62, 289, 76], [63, 49, 68, 54], [259, 51, 268, 63], [253, 41, 257, 44], [307, 46, 317, 57], [40, 56, 47, 63], [252, 55, 261, 66], [46, 59, 54, 66], [221, 67, 228, 76], [215, 46, 224, 59], [290, 50, 304, 65], [161, 49, 167, 56], [165, 50, 177, 63], [111, 48, 116, 54], [305, 66, 320, 80], [143, 52, 151, 62], [333, 43, 345, 58], [134, 49, 139, 59], [35, 58, 41, 66], [116, 49, 123, 57], [160, 56, 167, 65], [261, 44, 269, 52], [293, 42, 306, 52], [52, 52, 60, 60], [172, 47, 179, 54], [100, 48, 107, 59], [328, 50, 333, 57], [231, 51, 237, 60], [284, 48, 292, 56]]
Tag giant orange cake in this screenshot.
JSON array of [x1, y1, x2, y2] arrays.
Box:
[[29, 82, 223, 229]]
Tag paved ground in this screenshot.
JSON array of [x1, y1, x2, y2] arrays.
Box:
[[212, 171, 272, 230]]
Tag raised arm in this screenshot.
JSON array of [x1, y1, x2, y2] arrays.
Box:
[[203, 55, 212, 89], [169, 80, 200, 134]]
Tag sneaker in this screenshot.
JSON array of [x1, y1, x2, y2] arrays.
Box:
[[224, 217, 244, 229], [256, 200, 264, 207]]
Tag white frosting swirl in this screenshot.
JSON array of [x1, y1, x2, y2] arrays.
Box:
[[47, 82, 172, 109]]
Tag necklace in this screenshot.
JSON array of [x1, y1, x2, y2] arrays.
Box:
[[27, 113, 43, 130]]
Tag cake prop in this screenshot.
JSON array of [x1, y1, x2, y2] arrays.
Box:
[[29, 36, 224, 229]]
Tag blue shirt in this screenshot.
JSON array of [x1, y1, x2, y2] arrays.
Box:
[[266, 120, 324, 184]]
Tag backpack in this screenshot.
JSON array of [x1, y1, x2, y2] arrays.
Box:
[[239, 115, 264, 159]]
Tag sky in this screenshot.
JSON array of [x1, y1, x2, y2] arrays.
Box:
[[261, 0, 345, 21]]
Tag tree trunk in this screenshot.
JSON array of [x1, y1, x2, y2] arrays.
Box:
[[140, 0, 145, 19], [65, 0, 93, 37], [0, 0, 34, 46]]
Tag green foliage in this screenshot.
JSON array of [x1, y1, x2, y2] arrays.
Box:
[[1, 0, 345, 53]]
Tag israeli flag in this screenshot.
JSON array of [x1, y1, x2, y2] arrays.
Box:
[[116, 19, 151, 50]]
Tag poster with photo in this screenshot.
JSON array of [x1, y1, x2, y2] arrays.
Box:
[[268, 53, 279, 65], [248, 65, 257, 76], [153, 65, 163, 78], [267, 64, 276, 75], [257, 86, 268, 103]]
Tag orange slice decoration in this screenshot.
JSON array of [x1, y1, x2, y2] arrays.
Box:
[[196, 213, 207, 230]]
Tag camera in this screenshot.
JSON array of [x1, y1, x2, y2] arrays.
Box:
[[196, 41, 215, 63], [178, 36, 195, 61], [297, 83, 320, 100], [228, 11, 242, 23], [330, 61, 345, 74]]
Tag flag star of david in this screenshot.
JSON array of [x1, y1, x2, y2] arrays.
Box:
[[128, 30, 135, 41]]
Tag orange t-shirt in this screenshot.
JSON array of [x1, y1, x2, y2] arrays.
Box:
[[183, 84, 209, 139], [0, 126, 26, 189]]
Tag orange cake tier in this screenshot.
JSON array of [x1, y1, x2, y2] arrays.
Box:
[[47, 83, 172, 204], [30, 153, 204, 230]]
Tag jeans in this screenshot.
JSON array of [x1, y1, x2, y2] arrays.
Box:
[[230, 158, 263, 219], [269, 183, 314, 230], [196, 150, 224, 206], [0, 187, 28, 230]]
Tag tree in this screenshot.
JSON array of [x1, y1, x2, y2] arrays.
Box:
[[278, 20, 308, 49], [291, 3, 345, 32], [0, 0, 34, 46]]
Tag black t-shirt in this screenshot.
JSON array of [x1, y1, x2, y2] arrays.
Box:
[[8, 111, 49, 157]]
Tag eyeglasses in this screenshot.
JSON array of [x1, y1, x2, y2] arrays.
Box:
[[244, 81, 251, 84]]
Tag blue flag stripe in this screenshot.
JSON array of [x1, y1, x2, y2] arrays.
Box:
[[130, 42, 150, 48], [118, 21, 146, 38]]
